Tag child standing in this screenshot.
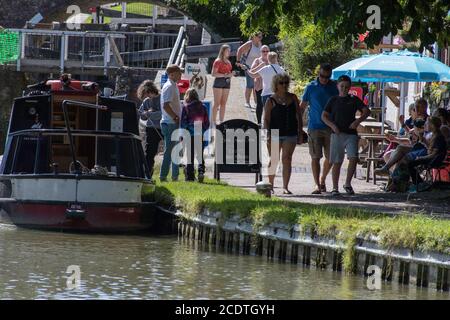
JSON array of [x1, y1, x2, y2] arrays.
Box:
[[180, 88, 210, 182]]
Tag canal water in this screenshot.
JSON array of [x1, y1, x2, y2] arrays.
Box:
[[0, 223, 448, 300]]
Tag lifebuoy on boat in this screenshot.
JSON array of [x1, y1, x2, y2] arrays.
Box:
[[46, 80, 99, 93]]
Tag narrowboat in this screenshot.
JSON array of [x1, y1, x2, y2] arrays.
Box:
[[0, 77, 157, 232]]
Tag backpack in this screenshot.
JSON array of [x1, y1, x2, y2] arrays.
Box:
[[385, 162, 410, 192]]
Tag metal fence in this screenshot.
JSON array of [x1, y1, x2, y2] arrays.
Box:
[[10, 28, 180, 74]]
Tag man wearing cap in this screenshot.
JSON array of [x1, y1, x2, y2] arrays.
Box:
[[159, 64, 183, 182], [300, 63, 339, 194]]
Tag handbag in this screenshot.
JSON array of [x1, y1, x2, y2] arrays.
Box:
[[239, 43, 252, 70], [291, 93, 308, 144]]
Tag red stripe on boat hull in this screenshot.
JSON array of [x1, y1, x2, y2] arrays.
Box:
[[4, 202, 155, 232]]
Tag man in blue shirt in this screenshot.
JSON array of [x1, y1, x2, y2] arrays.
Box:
[[300, 63, 339, 194]]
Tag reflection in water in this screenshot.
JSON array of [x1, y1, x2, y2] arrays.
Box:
[[0, 224, 448, 300]]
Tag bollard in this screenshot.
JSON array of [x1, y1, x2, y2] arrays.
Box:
[[255, 181, 272, 198]]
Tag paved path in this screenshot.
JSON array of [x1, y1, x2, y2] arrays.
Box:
[[158, 75, 450, 217]]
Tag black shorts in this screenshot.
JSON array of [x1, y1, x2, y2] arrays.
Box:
[[213, 77, 231, 89]]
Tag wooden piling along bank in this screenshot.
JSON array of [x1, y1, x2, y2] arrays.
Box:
[[171, 209, 450, 292]]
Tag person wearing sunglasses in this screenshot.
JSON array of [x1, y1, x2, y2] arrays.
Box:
[[236, 32, 263, 109], [248, 51, 285, 124], [264, 73, 303, 195], [321, 75, 370, 196], [300, 63, 339, 194], [249, 45, 270, 124]]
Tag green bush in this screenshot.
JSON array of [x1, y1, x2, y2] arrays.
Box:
[[280, 23, 360, 82]]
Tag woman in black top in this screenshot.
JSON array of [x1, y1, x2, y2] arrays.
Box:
[[137, 80, 162, 178], [264, 73, 304, 194]]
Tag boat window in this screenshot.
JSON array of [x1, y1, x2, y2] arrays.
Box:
[[3, 134, 51, 174], [3, 133, 148, 179], [96, 137, 147, 178]]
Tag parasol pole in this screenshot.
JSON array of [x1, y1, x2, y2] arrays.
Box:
[[381, 81, 386, 148]]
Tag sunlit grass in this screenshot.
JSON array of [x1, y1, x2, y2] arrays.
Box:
[[147, 174, 450, 258], [110, 2, 154, 17]]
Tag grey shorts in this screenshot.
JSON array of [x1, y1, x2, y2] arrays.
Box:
[[279, 135, 298, 143], [330, 133, 359, 164], [308, 128, 331, 159], [245, 71, 255, 89]]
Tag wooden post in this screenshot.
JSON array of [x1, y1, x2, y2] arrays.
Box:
[[239, 233, 245, 254], [152, 5, 158, 29], [121, 2, 127, 19], [274, 241, 281, 261], [286, 243, 292, 262]]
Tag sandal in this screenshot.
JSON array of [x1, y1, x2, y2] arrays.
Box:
[[331, 189, 341, 197], [311, 189, 321, 195], [343, 185, 355, 195], [319, 184, 327, 193], [283, 189, 293, 195]]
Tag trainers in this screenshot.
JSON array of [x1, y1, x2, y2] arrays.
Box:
[[172, 177, 179, 182], [374, 167, 390, 176], [198, 173, 205, 183], [160, 177, 167, 182], [244, 102, 251, 108]]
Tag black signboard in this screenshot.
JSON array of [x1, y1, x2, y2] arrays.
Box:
[[214, 119, 262, 183]]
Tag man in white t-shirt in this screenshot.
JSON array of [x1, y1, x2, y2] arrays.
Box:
[[159, 64, 182, 182], [248, 52, 285, 110]]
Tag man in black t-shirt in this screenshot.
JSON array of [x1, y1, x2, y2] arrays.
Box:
[[321, 75, 370, 195]]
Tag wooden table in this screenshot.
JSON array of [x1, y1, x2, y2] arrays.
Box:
[[356, 115, 376, 122], [359, 133, 387, 184], [360, 121, 391, 132]]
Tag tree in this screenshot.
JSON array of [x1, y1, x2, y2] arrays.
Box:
[[211, 0, 450, 50], [168, 0, 242, 38], [281, 22, 359, 81]]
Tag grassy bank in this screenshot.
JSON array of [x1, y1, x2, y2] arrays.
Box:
[[110, 2, 154, 16], [149, 177, 450, 265]]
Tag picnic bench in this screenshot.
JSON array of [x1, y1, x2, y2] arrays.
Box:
[[359, 133, 387, 184]]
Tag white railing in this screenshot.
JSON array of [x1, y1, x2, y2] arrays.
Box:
[[168, 26, 187, 68], [9, 28, 179, 74]]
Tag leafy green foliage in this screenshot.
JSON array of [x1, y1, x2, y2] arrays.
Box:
[[168, 0, 242, 38], [192, 0, 450, 49], [280, 22, 360, 82]]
